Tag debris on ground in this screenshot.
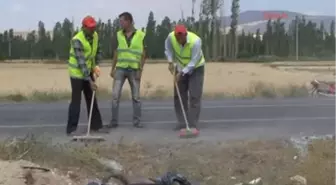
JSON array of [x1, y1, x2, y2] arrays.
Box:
[[289, 134, 334, 156], [234, 177, 262, 185], [0, 159, 80, 185], [0, 136, 334, 185], [97, 158, 123, 173], [290, 175, 307, 185]]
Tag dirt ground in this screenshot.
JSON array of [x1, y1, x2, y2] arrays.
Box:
[[0, 160, 77, 185], [0, 137, 334, 185], [0, 62, 334, 96]]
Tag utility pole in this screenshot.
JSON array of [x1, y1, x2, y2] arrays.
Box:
[[180, 4, 184, 21], [295, 17, 299, 61], [221, 0, 226, 59], [8, 39, 11, 59], [71, 16, 75, 36], [219, 0, 224, 59], [192, 0, 196, 30], [211, 0, 217, 60], [234, 0, 240, 59]]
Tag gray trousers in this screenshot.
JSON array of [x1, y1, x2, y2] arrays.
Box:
[[111, 68, 141, 124], [174, 66, 204, 127]]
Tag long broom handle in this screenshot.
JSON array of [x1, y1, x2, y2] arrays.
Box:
[[173, 67, 190, 130], [86, 73, 98, 136], [86, 90, 96, 136]]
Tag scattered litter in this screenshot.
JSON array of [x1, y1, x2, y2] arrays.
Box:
[[249, 177, 262, 184], [234, 177, 262, 185], [290, 175, 307, 185], [21, 165, 50, 172], [97, 158, 123, 173], [289, 134, 334, 156]]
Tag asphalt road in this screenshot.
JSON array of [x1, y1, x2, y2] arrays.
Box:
[[0, 97, 334, 143]]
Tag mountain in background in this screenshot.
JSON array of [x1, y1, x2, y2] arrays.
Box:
[[222, 10, 335, 33]]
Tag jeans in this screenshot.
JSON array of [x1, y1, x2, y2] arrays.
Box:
[[111, 68, 141, 125]]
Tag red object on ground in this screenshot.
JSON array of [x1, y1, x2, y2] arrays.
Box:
[[329, 84, 335, 94], [178, 128, 200, 138]]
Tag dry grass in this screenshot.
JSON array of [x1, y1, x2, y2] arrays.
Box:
[[268, 61, 335, 66], [0, 61, 334, 101], [0, 135, 334, 185]]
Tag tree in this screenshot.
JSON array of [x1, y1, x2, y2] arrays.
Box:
[[156, 17, 172, 58], [145, 11, 156, 58], [0, 5, 334, 62], [229, 0, 239, 59]]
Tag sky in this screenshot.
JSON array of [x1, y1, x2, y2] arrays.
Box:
[[0, 0, 335, 31]]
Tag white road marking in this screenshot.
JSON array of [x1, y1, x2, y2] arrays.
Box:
[[141, 103, 335, 110], [0, 116, 334, 129], [0, 103, 334, 111]]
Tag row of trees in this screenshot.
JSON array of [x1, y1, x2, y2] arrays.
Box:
[[0, 0, 335, 61]]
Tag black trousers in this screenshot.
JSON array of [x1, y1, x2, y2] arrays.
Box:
[[66, 75, 103, 133]]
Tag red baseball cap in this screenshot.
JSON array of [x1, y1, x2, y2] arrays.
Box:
[[82, 16, 97, 28], [174, 24, 187, 34]]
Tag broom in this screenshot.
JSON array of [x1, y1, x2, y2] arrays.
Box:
[[72, 74, 105, 142], [171, 65, 199, 138]]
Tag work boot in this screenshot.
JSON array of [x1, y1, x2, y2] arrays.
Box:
[[173, 123, 185, 131], [188, 122, 198, 130], [133, 122, 144, 128], [66, 127, 77, 136], [91, 127, 110, 134], [108, 120, 119, 128]]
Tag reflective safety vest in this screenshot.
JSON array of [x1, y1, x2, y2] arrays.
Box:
[[169, 31, 205, 69], [116, 30, 145, 69], [68, 31, 98, 78]]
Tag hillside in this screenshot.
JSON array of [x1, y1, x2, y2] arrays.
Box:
[[222, 10, 335, 33]]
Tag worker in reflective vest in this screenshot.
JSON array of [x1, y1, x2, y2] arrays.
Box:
[[66, 16, 108, 135], [165, 24, 205, 131], [109, 12, 147, 128]]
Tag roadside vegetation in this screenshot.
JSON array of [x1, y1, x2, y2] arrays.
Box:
[[0, 135, 334, 185], [1, 62, 334, 102]]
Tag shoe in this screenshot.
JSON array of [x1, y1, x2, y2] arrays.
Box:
[[173, 124, 185, 131], [133, 122, 144, 128], [66, 127, 77, 136], [66, 131, 77, 136], [107, 120, 119, 128], [91, 127, 110, 133]]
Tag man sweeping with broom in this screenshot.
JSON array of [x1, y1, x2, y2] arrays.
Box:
[[66, 16, 109, 136], [164, 24, 205, 136]]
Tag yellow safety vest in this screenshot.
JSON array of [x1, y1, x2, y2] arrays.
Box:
[[68, 30, 98, 78], [169, 31, 205, 68], [116, 30, 145, 69]]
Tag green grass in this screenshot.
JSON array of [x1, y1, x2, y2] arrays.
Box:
[[0, 82, 310, 102]]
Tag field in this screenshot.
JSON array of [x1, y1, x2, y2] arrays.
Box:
[[0, 60, 334, 101], [0, 60, 334, 185]]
